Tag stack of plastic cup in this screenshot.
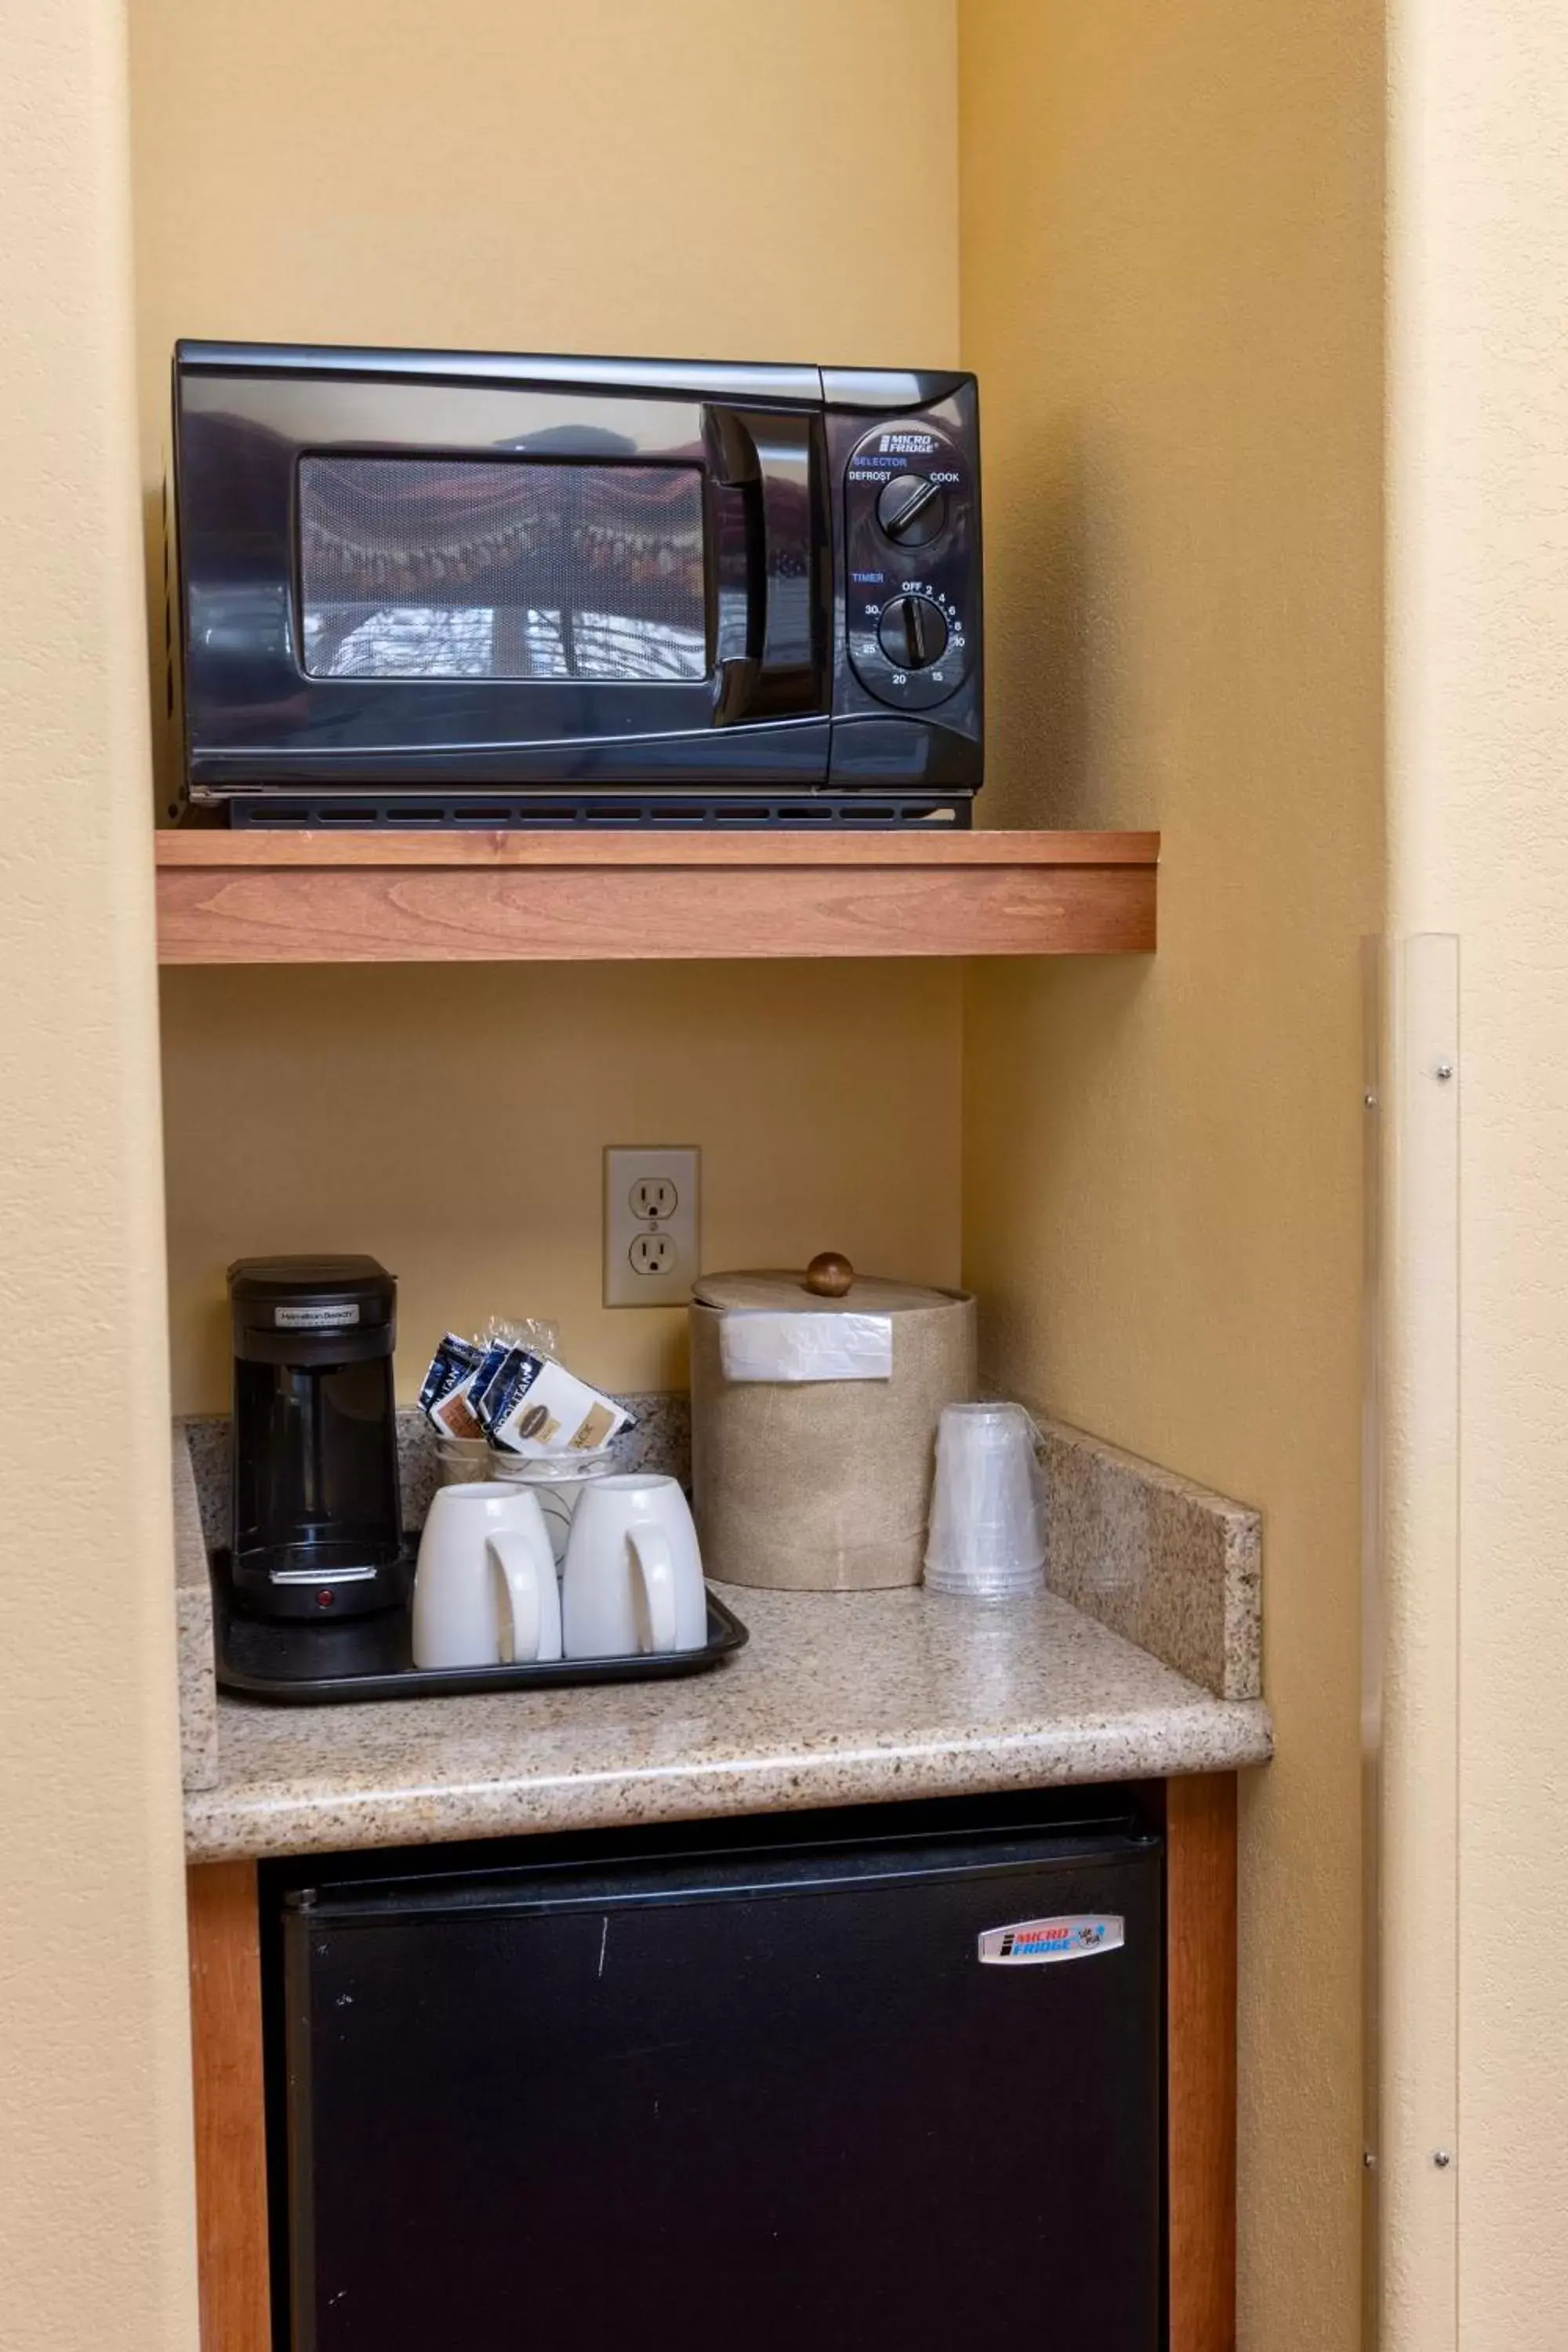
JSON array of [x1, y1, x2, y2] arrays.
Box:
[[489, 1446, 617, 1571], [437, 1436, 493, 1486], [924, 1402, 1045, 1598]]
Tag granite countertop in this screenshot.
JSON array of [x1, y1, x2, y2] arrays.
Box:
[[184, 1582, 1272, 1863]]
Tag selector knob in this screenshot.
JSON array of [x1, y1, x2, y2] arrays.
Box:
[[875, 473, 948, 547], [877, 593, 949, 671]]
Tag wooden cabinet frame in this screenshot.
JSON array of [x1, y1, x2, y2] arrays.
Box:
[[187, 1862, 272, 2351], [1163, 1772, 1240, 2351], [187, 1773, 1236, 2350]]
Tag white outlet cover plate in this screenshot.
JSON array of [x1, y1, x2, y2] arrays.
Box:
[[604, 1146, 700, 1307]]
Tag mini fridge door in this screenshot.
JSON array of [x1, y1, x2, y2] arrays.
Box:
[[280, 1813, 1162, 2350]]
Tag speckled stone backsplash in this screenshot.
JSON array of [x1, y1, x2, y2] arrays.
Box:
[[1030, 1414, 1261, 1702], [181, 1394, 693, 1558], [172, 1430, 218, 1793]]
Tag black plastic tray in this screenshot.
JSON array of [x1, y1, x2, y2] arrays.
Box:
[[209, 1548, 748, 1704]]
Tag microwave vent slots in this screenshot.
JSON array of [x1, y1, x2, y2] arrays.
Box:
[[227, 794, 971, 831]]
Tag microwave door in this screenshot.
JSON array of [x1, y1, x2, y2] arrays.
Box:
[[178, 370, 833, 795]]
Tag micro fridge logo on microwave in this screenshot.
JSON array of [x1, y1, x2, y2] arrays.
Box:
[[879, 431, 937, 454], [977, 1915, 1125, 1966]]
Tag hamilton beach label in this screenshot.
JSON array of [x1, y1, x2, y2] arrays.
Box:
[[978, 1915, 1124, 1966], [274, 1303, 361, 1330]]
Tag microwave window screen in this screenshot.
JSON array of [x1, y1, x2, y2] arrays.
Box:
[[297, 456, 707, 683]]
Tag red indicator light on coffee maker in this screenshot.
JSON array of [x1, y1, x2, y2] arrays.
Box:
[[314, 1589, 336, 1610]]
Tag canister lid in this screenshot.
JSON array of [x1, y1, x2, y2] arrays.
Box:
[[693, 1261, 970, 1316]]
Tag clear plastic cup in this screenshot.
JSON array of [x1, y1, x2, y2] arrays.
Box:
[[488, 1447, 618, 1571], [924, 1402, 1045, 1598], [436, 1436, 494, 1486]]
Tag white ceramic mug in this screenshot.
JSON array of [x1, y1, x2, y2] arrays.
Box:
[[561, 1474, 707, 1660], [412, 1483, 563, 1669]]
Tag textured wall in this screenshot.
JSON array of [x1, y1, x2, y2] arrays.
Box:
[[0, 2, 197, 2344], [161, 960, 963, 1410], [956, 3, 1383, 2345], [128, 0, 964, 1406], [1385, 0, 1568, 2339]]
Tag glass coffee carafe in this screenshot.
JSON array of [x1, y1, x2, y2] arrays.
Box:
[[228, 1256, 404, 1621]]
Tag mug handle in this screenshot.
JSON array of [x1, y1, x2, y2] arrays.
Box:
[[487, 1529, 558, 1664], [627, 1526, 677, 1655]]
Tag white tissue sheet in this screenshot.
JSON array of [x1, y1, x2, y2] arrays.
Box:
[[718, 1310, 895, 1384]]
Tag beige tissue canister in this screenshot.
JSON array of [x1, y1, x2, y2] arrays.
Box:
[[690, 1254, 976, 1591]]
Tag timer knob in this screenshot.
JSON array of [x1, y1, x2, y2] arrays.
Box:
[[875, 473, 948, 547], [877, 593, 949, 671]]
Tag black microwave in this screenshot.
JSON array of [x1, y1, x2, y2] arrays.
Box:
[[170, 341, 982, 827]]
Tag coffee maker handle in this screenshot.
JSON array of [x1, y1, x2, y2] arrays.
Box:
[[487, 1530, 550, 1664], [627, 1526, 677, 1655]]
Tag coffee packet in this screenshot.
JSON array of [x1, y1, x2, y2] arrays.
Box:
[[466, 1337, 518, 1427], [417, 1332, 487, 1442], [480, 1348, 635, 1458]]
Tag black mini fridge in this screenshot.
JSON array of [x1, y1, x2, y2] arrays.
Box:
[[274, 1797, 1163, 2350]]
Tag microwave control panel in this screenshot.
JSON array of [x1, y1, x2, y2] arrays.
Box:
[[842, 419, 976, 711]]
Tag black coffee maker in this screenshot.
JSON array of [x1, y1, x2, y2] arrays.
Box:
[[228, 1255, 406, 1620]]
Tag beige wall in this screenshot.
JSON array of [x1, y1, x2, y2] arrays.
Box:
[[129, 0, 964, 1409], [162, 960, 963, 1410], [129, 0, 956, 374], [956, 4, 1383, 2347], [1385, 0, 1568, 2340], [0, 2, 197, 2347]]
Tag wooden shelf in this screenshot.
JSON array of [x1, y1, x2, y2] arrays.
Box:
[[154, 827, 1158, 965]]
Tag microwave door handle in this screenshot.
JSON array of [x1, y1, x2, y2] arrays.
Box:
[[707, 408, 826, 726], [707, 408, 763, 723]]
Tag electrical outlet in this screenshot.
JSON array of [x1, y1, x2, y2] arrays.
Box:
[[628, 1231, 676, 1276], [630, 1176, 680, 1220], [604, 1146, 700, 1307]]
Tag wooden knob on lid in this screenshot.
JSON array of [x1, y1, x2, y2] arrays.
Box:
[[803, 1251, 855, 1298]]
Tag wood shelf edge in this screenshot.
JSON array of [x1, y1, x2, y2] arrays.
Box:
[[154, 829, 1158, 964], [154, 826, 1160, 872]]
